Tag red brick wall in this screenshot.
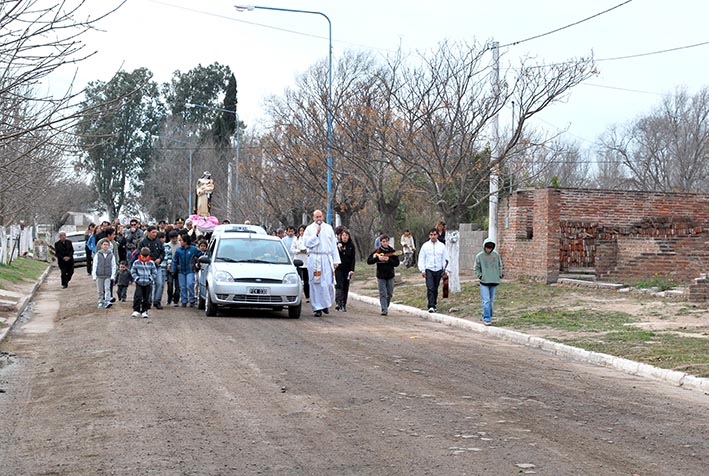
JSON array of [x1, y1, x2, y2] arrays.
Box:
[[497, 188, 709, 284]]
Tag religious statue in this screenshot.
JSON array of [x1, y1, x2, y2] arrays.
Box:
[[195, 171, 215, 217]]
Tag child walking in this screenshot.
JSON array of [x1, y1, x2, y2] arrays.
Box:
[[131, 247, 157, 318], [92, 239, 118, 309], [116, 261, 133, 302]]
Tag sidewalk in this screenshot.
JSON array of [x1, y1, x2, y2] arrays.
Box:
[[348, 291, 709, 395], [0, 264, 51, 345]]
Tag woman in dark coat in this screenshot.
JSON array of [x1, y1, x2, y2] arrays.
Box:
[[335, 229, 356, 312]]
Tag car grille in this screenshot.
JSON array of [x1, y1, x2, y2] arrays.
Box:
[[233, 278, 282, 284], [221, 294, 298, 304]]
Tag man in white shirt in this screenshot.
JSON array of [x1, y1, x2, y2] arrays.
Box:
[[418, 228, 449, 313], [303, 209, 341, 316]]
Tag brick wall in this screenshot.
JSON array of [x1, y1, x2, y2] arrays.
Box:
[[498, 188, 709, 285]]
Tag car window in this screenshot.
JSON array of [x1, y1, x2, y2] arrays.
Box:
[[66, 234, 85, 243], [216, 238, 290, 264]]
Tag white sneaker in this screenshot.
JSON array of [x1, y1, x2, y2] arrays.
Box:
[[428, 307, 435, 313], [131, 311, 140, 318], [141, 311, 149, 318]]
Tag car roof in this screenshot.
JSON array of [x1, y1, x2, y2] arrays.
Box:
[[212, 224, 267, 236], [219, 233, 282, 242]]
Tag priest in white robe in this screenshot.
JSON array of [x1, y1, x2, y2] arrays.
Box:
[[303, 209, 340, 316]]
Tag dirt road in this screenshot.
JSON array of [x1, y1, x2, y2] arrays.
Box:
[[0, 270, 707, 475]]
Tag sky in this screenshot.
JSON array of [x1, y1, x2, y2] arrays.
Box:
[[50, 0, 709, 150]]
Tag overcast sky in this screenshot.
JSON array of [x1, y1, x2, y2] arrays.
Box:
[[54, 0, 709, 149]]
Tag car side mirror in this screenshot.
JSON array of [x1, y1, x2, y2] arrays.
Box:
[[198, 255, 211, 264], [293, 259, 303, 267]]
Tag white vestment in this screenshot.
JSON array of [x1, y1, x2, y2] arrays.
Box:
[[303, 221, 341, 311]]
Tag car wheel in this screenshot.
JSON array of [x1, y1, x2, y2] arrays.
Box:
[[287, 303, 301, 319], [205, 289, 217, 317]]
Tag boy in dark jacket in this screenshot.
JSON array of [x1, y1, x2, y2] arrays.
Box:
[[366, 235, 400, 316], [131, 247, 157, 318], [116, 261, 133, 302]]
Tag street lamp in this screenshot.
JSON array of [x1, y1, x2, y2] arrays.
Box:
[[234, 4, 334, 225], [185, 102, 241, 221]]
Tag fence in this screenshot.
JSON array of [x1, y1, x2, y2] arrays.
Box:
[[0, 225, 42, 265]]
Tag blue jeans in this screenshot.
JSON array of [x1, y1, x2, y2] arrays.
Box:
[[377, 278, 394, 312], [152, 267, 165, 304], [178, 273, 195, 304], [480, 284, 498, 321]]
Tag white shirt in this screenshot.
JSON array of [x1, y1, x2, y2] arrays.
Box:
[[418, 240, 448, 272]]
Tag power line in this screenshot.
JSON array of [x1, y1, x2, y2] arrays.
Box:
[[500, 0, 633, 48], [596, 39, 709, 62]]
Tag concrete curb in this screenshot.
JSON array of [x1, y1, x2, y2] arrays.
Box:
[[0, 264, 52, 345], [350, 292, 709, 395]]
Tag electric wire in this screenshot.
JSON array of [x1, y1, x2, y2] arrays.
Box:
[[500, 0, 633, 48]]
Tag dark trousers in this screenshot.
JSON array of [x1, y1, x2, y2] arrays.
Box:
[[335, 268, 351, 307], [298, 267, 310, 299], [59, 262, 74, 287], [133, 284, 152, 312], [117, 285, 128, 301], [85, 247, 93, 274], [425, 269, 444, 309], [167, 271, 180, 304]]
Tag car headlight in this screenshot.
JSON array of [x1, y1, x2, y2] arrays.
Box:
[[283, 272, 299, 285], [214, 270, 235, 282]]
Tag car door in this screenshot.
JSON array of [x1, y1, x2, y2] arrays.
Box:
[[198, 238, 217, 297]]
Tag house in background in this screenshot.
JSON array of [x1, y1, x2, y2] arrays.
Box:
[[497, 188, 709, 286]]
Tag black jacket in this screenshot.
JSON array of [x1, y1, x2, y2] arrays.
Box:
[[366, 245, 399, 280], [54, 239, 74, 267], [139, 236, 165, 263], [337, 240, 356, 274]]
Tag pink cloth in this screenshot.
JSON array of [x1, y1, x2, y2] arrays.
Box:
[[189, 214, 219, 232]]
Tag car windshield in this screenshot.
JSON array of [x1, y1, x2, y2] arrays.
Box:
[[215, 238, 291, 264], [66, 234, 85, 243]]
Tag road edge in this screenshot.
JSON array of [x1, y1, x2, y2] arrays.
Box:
[[349, 292, 709, 395], [0, 264, 52, 345]]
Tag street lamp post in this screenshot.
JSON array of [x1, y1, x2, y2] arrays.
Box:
[[185, 103, 241, 222], [234, 4, 333, 225]]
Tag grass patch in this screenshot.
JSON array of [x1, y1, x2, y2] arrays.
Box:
[[632, 276, 677, 291], [560, 331, 709, 378], [0, 257, 48, 288], [501, 309, 634, 332]]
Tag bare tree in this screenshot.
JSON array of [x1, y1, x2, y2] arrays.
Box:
[[381, 41, 595, 227], [506, 136, 592, 188], [598, 87, 709, 192], [0, 0, 124, 224]]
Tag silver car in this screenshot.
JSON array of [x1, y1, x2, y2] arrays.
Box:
[[64, 231, 87, 265], [197, 228, 303, 318]]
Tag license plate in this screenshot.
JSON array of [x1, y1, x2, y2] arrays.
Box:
[[249, 287, 269, 295]]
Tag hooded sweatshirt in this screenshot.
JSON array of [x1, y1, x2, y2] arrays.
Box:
[[474, 238, 503, 285], [131, 254, 157, 286]]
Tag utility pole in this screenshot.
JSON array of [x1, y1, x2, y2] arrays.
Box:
[[488, 40, 500, 242]]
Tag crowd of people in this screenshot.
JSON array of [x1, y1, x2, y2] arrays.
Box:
[[55, 214, 503, 326]]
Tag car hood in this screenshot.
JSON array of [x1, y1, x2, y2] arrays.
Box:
[[210, 261, 297, 281]]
